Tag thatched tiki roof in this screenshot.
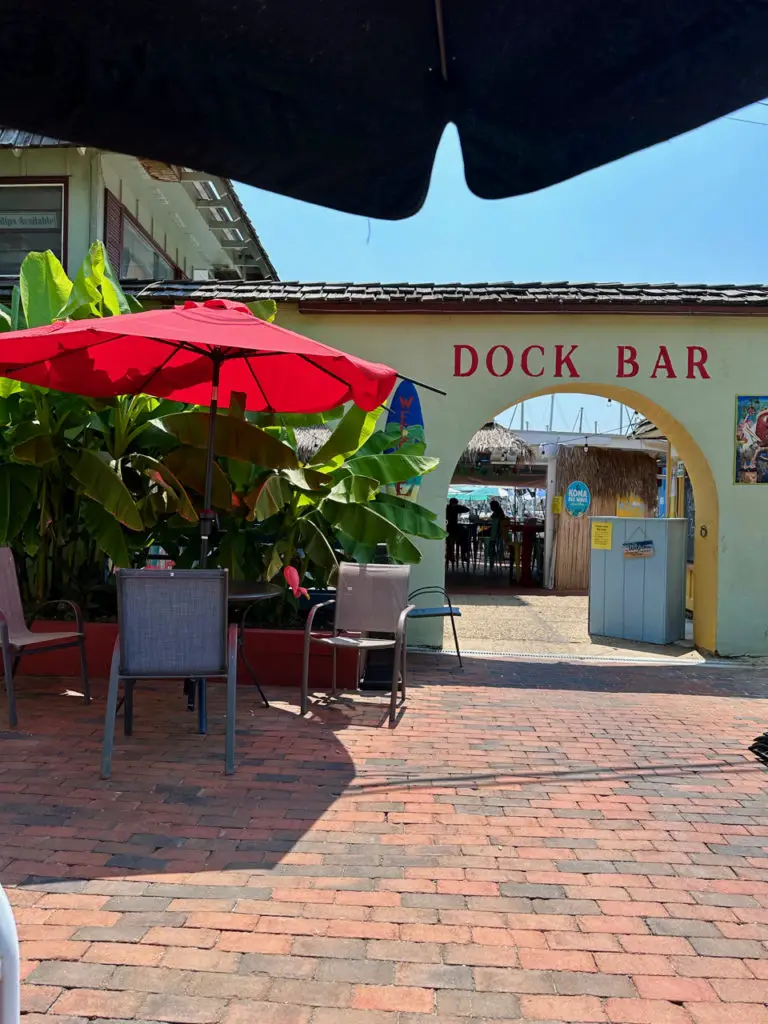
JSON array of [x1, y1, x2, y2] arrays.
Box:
[[456, 422, 533, 468], [555, 445, 659, 511], [294, 421, 533, 466]]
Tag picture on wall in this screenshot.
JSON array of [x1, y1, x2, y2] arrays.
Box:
[[735, 396, 768, 483]]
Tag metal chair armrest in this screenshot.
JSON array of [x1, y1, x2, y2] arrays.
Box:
[[408, 586, 456, 611], [304, 599, 336, 640], [28, 599, 85, 634], [396, 604, 416, 637]]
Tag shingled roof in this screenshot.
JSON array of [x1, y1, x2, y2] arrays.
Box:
[[121, 279, 768, 313]]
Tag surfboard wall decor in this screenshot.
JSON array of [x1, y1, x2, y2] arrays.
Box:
[[385, 379, 424, 502]]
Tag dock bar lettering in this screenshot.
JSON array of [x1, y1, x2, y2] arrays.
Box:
[[453, 344, 710, 380]]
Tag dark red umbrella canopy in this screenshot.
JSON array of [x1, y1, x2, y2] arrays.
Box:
[[0, 299, 396, 413]]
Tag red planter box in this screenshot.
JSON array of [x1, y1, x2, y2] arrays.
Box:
[[24, 621, 359, 689]]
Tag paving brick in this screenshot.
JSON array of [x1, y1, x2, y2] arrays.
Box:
[[316, 958, 395, 985], [223, 1004, 311, 1024], [268, 979, 352, 1007], [554, 971, 636, 997], [53, 989, 143, 1019], [595, 953, 674, 976], [604, 997, 695, 1022], [436, 989, 522, 1017], [140, 993, 226, 1023], [686, 1005, 768, 1023], [395, 962, 474, 989], [520, 993, 607, 1021], [366, 940, 442, 963], [27, 960, 116, 988], [647, 919, 720, 938], [634, 976, 717, 1001], [711, 978, 768, 1002], [83, 943, 165, 967], [519, 948, 596, 972], [21, 984, 63, 1012], [690, 937, 765, 957], [108, 966, 189, 994], [473, 967, 556, 994], [350, 985, 434, 1013]]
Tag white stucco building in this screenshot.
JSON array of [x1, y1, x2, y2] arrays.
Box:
[[0, 128, 275, 282]]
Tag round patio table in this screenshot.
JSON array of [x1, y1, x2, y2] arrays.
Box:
[[228, 581, 282, 708]]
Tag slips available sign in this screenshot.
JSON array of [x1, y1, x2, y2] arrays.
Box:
[[453, 343, 710, 380], [0, 211, 58, 229]]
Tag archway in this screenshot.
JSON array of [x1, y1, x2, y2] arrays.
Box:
[[440, 383, 718, 652]]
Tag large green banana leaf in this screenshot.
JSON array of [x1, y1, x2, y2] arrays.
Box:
[[131, 454, 198, 522], [162, 446, 233, 509], [327, 473, 380, 504], [59, 241, 133, 320], [19, 250, 72, 328], [323, 499, 421, 563], [373, 494, 446, 540], [0, 464, 37, 544], [248, 299, 277, 322], [81, 498, 132, 566], [344, 453, 439, 485], [163, 412, 298, 469], [298, 514, 339, 572], [245, 472, 294, 521], [308, 405, 381, 469], [71, 450, 143, 530], [12, 431, 57, 465]]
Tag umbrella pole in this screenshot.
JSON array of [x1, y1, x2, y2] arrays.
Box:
[[200, 359, 221, 569]]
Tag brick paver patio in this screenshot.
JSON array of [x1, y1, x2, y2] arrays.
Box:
[[2, 655, 768, 1023]]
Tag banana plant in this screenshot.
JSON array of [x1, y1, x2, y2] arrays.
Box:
[[153, 400, 444, 587], [0, 243, 162, 607]]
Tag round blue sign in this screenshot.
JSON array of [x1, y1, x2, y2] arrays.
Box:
[[564, 480, 591, 518]]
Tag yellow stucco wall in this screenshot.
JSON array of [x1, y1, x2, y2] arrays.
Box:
[[271, 306, 764, 656]]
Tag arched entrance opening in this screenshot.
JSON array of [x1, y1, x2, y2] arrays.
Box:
[[442, 382, 718, 653]]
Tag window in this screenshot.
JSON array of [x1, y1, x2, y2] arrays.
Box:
[[121, 217, 175, 280], [104, 189, 181, 281], [0, 182, 64, 275]]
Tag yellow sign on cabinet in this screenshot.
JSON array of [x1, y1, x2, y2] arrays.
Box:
[[551, 495, 563, 514], [591, 521, 613, 550]]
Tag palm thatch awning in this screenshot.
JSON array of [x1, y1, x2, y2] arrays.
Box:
[[631, 418, 666, 441], [556, 445, 659, 511], [294, 421, 533, 466], [457, 422, 534, 468]]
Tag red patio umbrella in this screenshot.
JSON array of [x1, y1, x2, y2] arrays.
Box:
[[0, 298, 402, 563]]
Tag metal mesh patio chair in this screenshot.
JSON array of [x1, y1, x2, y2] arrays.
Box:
[[301, 563, 413, 725], [407, 586, 463, 667], [0, 547, 89, 728], [100, 569, 238, 779], [0, 881, 20, 1024]]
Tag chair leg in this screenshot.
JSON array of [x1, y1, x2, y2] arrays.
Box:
[[124, 680, 135, 736], [239, 637, 269, 708], [197, 678, 207, 735], [225, 627, 237, 775], [78, 635, 91, 706], [2, 639, 17, 729], [449, 610, 463, 669], [100, 646, 121, 779], [300, 633, 311, 716], [331, 645, 337, 697], [389, 637, 401, 726]]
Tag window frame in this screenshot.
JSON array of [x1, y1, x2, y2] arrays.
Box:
[[104, 188, 184, 281], [0, 176, 68, 273]]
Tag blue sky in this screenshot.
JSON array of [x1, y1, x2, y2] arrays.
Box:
[[238, 103, 768, 432]]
